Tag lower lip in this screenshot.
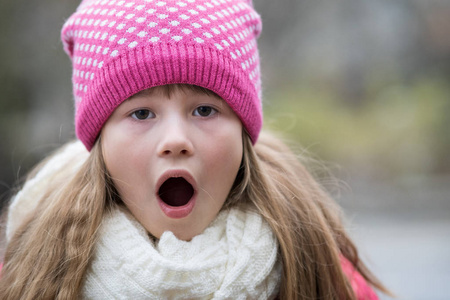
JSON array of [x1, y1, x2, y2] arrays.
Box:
[[158, 196, 196, 219]]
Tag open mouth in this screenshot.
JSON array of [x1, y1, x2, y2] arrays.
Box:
[[158, 177, 194, 207]]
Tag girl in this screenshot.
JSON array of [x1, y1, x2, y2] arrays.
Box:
[[0, 0, 389, 299]]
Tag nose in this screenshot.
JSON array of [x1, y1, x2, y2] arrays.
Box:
[[157, 118, 194, 157]]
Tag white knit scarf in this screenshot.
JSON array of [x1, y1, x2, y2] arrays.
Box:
[[82, 207, 281, 299]]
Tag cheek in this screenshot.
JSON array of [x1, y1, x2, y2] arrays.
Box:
[[203, 129, 243, 195], [208, 138, 242, 168], [101, 126, 148, 199], [102, 129, 126, 178]]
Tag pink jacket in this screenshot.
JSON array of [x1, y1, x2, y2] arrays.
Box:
[[341, 257, 379, 300]]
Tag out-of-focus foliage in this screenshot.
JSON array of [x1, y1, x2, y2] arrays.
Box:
[[0, 0, 78, 208], [264, 77, 450, 178], [254, 0, 450, 179]]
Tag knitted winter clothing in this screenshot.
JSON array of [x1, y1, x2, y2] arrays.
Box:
[[61, 0, 263, 150], [82, 207, 281, 299]]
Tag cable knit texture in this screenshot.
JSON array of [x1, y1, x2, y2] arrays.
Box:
[[61, 0, 263, 150], [82, 207, 281, 299]]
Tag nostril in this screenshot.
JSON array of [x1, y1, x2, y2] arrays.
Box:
[[161, 149, 189, 155], [158, 139, 193, 156]]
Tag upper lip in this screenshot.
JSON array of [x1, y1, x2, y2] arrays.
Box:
[[155, 169, 197, 197]]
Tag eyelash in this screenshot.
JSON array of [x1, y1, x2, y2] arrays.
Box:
[[193, 106, 218, 117], [130, 109, 155, 120], [130, 106, 218, 120]]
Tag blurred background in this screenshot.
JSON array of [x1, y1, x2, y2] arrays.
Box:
[[1, 0, 449, 298]]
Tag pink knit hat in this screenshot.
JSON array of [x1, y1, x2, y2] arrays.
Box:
[[61, 0, 263, 150]]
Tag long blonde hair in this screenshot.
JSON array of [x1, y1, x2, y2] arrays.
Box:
[[0, 140, 116, 299], [0, 87, 388, 299], [232, 131, 389, 299]]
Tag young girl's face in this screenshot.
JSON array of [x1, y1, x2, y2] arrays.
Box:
[[101, 86, 243, 241]]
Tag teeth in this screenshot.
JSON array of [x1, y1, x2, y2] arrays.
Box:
[[158, 177, 194, 207]]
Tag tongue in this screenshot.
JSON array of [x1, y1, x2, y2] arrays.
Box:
[[159, 177, 194, 207]]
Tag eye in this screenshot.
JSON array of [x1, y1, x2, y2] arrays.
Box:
[[131, 109, 155, 120], [193, 106, 217, 117]]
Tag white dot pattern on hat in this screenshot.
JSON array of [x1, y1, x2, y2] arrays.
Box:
[[63, 0, 261, 103]]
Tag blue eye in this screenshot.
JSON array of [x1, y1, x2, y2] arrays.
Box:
[[131, 109, 154, 120], [193, 106, 217, 117]]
